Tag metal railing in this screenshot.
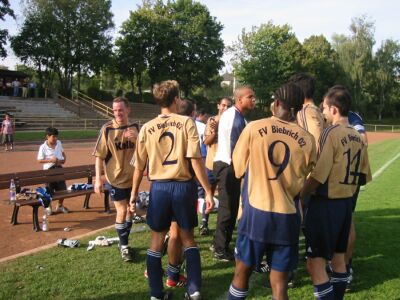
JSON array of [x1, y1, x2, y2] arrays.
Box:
[[72, 90, 114, 118], [365, 124, 400, 133]]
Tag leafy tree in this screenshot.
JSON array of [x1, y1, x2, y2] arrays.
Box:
[[167, 0, 224, 96], [332, 16, 375, 112], [11, 0, 114, 96], [373, 39, 400, 119], [229, 22, 304, 107], [115, 1, 174, 99], [116, 0, 224, 98], [302, 35, 344, 102], [0, 0, 15, 58]]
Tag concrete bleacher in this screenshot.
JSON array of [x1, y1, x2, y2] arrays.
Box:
[[0, 96, 77, 119], [0, 96, 160, 130]]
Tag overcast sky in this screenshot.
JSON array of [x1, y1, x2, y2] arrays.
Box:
[[2, 0, 399, 70]]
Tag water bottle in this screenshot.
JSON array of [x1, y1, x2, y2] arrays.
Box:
[[42, 214, 49, 231], [9, 179, 16, 204]]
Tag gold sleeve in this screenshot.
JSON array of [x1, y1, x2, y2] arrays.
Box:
[[186, 118, 201, 158]]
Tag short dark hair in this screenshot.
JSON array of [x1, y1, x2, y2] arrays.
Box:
[[153, 80, 180, 108], [4, 112, 11, 117], [113, 96, 130, 107], [220, 97, 232, 104], [178, 98, 194, 116], [324, 85, 351, 116], [197, 108, 207, 116], [274, 83, 304, 114], [45, 127, 59, 136], [288, 73, 315, 99]]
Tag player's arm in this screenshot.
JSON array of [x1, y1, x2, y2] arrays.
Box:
[[191, 157, 214, 213], [129, 126, 148, 212], [203, 118, 218, 146], [300, 129, 334, 203], [300, 177, 321, 201], [129, 168, 144, 214], [94, 156, 104, 194]]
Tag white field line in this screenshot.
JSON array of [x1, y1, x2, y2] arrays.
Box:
[[371, 151, 400, 180]]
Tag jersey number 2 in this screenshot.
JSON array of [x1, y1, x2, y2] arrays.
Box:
[[159, 132, 178, 165], [268, 140, 290, 180]]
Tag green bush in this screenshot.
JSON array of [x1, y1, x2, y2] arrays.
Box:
[[86, 87, 114, 101], [125, 92, 155, 104]]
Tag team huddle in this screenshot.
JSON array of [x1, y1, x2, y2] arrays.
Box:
[[93, 75, 371, 300]]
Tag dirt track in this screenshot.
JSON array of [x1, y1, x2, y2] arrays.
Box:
[[0, 132, 399, 262]]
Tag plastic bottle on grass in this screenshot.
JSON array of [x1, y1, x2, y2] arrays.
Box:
[[9, 179, 16, 204], [130, 225, 147, 233]]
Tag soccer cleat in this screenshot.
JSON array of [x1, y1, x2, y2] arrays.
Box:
[[346, 268, 354, 292], [184, 291, 201, 300], [209, 244, 215, 252], [166, 274, 187, 288], [150, 291, 173, 300], [55, 205, 69, 214], [199, 225, 209, 236], [132, 213, 146, 224], [119, 245, 133, 262], [213, 249, 234, 262]]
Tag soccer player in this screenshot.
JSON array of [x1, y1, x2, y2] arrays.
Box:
[[227, 83, 316, 300], [289, 73, 325, 146], [93, 97, 138, 262], [200, 97, 232, 235], [212, 86, 256, 261], [130, 80, 214, 300], [301, 86, 372, 300]]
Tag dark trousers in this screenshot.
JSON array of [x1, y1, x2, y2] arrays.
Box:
[[213, 161, 241, 252]]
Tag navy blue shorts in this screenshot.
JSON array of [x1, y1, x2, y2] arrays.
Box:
[[305, 196, 352, 260], [104, 182, 131, 202], [235, 234, 298, 273], [147, 180, 198, 232]]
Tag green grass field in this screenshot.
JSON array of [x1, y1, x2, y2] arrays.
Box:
[[1, 139, 399, 299], [14, 130, 99, 141]]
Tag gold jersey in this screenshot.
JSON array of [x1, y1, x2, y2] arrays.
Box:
[[311, 124, 372, 199], [134, 113, 201, 181], [204, 116, 218, 170], [296, 103, 325, 146], [233, 116, 317, 214], [93, 119, 138, 188]]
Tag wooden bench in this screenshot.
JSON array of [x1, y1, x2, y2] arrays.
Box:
[[0, 165, 110, 231]]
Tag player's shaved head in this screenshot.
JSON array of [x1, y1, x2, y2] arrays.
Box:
[[233, 86, 252, 101]]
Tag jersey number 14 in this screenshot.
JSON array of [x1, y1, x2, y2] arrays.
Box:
[[340, 149, 362, 185]]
